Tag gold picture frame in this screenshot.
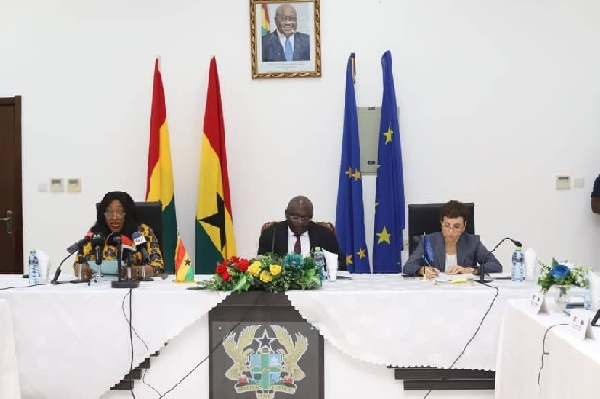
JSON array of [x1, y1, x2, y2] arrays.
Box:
[[250, 0, 321, 79]]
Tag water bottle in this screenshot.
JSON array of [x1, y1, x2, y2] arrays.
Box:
[[511, 246, 524, 282], [584, 267, 592, 310], [29, 250, 41, 285], [313, 247, 326, 281]]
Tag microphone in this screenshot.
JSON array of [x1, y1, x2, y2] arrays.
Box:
[[132, 232, 150, 264], [110, 234, 140, 289], [477, 237, 522, 284], [507, 238, 522, 248], [91, 232, 105, 265], [51, 232, 94, 284], [120, 235, 136, 252], [120, 235, 136, 267], [66, 232, 93, 255]]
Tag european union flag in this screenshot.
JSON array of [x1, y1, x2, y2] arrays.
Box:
[[373, 51, 405, 274], [335, 53, 370, 274]]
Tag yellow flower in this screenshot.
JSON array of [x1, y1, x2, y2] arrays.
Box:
[[260, 270, 272, 283], [249, 261, 261, 276], [269, 264, 282, 276]]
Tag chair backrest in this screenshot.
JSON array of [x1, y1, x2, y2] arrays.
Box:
[[260, 221, 336, 235], [407, 202, 475, 255], [135, 201, 163, 251]]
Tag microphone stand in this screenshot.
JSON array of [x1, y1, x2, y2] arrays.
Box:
[[50, 252, 75, 284], [51, 247, 90, 284], [111, 237, 139, 289], [476, 237, 520, 284], [592, 309, 600, 326]]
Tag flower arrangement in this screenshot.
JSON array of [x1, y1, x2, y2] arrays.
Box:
[[198, 253, 324, 293], [537, 258, 587, 294]]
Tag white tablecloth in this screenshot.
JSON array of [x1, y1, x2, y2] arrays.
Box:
[[0, 298, 21, 399], [287, 275, 537, 370], [0, 274, 538, 398], [0, 275, 225, 399], [495, 299, 600, 399]]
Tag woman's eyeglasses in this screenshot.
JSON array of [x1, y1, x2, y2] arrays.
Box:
[[441, 222, 464, 231], [104, 211, 126, 220]]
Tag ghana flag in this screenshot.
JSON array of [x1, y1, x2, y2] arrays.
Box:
[[261, 4, 270, 35], [174, 234, 194, 283], [146, 58, 178, 274], [195, 57, 236, 274]]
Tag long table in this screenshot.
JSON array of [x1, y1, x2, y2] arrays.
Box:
[[495, 299, 600, 399], [0, 298, 21, 399], [0, 274, 537, 399]]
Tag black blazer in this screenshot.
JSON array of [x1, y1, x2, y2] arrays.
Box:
[[257, 221, 343, 270]]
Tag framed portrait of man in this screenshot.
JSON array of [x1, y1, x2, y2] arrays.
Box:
[[250, 0, 321, 79]]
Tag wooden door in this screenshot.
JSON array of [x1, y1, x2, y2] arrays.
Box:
[[0, 96, 23, 273]]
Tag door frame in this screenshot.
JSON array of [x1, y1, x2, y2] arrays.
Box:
[[0, 96, 23, 272]]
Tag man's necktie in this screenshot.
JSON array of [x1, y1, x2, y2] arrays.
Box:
[[284, 37, 293, 61], [293, 234, 301, 254]]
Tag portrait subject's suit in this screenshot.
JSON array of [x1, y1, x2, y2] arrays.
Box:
[[257, 221, 344, 270], [402, 232, 502, 276], [261, 31, 310, 62]]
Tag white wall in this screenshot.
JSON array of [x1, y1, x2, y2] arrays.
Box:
[[2, 0, 600, 273]]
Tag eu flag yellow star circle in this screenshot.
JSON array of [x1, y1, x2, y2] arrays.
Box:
[[376, 226, 391, 244], [383, 126, 393, 144], [345, 166, 361, 181], [356, 248, 366, 259]]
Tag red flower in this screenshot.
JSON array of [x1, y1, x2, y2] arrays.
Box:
[[238, 259, 250, 272], [216, 263, 227, 275], [222, 271, 231, 281]]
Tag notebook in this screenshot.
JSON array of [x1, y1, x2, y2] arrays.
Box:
[[89, 260, 119, 275]]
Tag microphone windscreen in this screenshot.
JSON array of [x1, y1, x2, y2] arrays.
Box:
[[91, 232, 104, 247], [132, 232, 147, 247], [121, 236, 135, 251]]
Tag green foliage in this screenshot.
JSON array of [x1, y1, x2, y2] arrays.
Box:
[[196, 252, 323, 293], [537, 258, 587, 294]]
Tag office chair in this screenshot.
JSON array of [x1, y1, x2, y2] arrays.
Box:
[[407, 202, 475, 255], [134, 201, 163, 251]]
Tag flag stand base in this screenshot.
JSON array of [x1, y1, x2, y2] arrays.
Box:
[[111, 280, 140, 289]]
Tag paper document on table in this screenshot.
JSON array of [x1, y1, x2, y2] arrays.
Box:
[[435, 273, 476, 283], [489, 272, 511, 280], [335, 271, 352, 280]]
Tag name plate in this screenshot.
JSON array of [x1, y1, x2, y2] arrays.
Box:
[[568, 310, 595, 340], [529, 291, 548, 314]]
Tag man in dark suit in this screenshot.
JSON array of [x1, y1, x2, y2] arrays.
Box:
[[591, 174, 600, 214], [261, 4, 310, 62], [258, 195, 343, 269]]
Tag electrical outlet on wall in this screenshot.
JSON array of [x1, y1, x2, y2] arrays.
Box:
[[67, 178, 81, 193], [50, 178, 64, 193], [556, 176, 570, 190]]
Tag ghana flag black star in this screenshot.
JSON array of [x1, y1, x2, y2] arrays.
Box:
[[200, 193, 226, 250]]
